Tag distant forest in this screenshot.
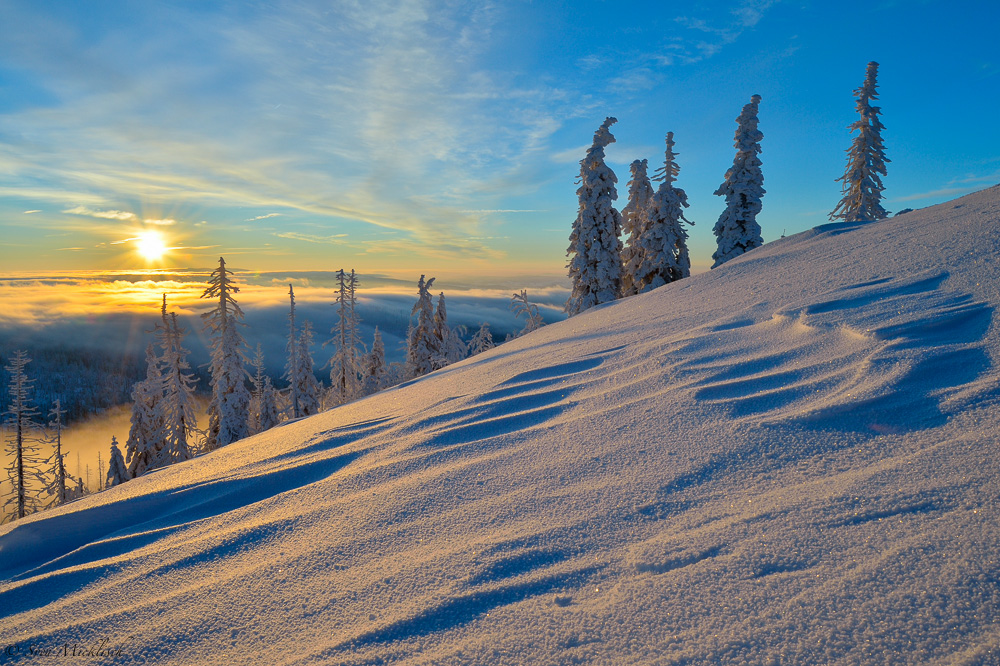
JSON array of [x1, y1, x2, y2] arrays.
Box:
[[0, 341, 147, 423]]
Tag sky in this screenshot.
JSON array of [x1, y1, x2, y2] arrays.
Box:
[[1, 0, 999, 285]]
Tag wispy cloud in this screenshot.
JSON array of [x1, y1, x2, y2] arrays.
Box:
[[460, 209, 543, 214], [894, 186, 983, 202], [23, 210, 41, 214], [274, 232, 349, 244], [664, 0, 780, 66], [0, 1, 578, 265], [894, 172, 1000, 202], [63, 206, 138, 221], [247, 213, 282, 221]]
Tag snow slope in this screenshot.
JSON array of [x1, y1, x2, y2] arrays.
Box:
[[3, 187, 1000, 665]]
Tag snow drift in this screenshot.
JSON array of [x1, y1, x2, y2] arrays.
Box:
[[3, 187, 1000, 665]]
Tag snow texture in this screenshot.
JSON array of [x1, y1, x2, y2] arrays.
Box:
[[713, 95, 765, 268], [831, 61, 890, 223], [3, 187, 1000, 664]]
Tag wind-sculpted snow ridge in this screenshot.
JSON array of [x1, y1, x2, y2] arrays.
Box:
[[2, 186, 1000, 664]]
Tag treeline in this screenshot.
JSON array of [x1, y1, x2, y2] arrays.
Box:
[[0, 343, 145, 423], [565, 61, 889, 316], [2, 260, 545, 523]]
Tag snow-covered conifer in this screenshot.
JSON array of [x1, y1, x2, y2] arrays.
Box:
[[249, 344, 281, 434], [126, 344, 165, 479], [468, 322, 495, 356], [831, 61, 890, 222], [105, 436, 128, 488], [621, 159, 655, 297], [284, 284, 303, 419], [329, 269, 363, 407], [566, 117, 624, 315], [406, 275, 439, 378], [712, 95, 765, 268], [510, 290, 545, 338], [3, 351, 46, 521], [200, 257, 251, 450], [156, 303, 198, 465], [363, 327, 388, 395], [632, 132, 693, 291], [44, 398, 73, 506], [433, 293, 467, 368], [297, 321, 323, 416]]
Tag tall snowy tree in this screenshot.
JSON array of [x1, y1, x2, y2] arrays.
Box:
[[831, 61, 889, 222], [632, 132, 693, 291], [566, 117, 624, 315], [44, 398, 73, 507], [249, 343, 282, 435], [621, 159, 655, 297], [201, 257, 251, 450], [3, 351, 45, 521], [105, 436, 128, 488], [468, 322, 495, 356], [126, 344, 166, 478], [712, 95, 765, 268], [362, 327, 388, 396], [433, 293, 467, 368], [284, 284, 303, 419], [297, 321, 323, 416], [156, 303, 198, 465], [509, 290, 545, 338], [329, 268, 363, 407], [406, 275, 439, 378]]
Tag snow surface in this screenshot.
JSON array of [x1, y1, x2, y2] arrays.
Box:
[[3, 187, 1000, 664]]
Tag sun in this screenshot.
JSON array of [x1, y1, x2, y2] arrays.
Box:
[[136, 230, 168, 262]]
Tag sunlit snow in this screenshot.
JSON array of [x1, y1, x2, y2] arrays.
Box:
[[2, 187, 999, 664]]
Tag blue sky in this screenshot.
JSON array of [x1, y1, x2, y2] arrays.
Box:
[[1, 0, 998, 277]]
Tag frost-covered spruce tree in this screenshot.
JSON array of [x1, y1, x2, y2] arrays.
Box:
[[712, 95, 765, 268], [433, 293, 466, 368], [831, 61, 889, 222], [3, 351, 46, 521], [407, 275, 439, 378], [509, 290, 545, 339], [156, 304, 198, 465], [45, 398, 72, 506], [105, 436, 128, 488], [297, 321, 323, 416], [468, 322, 495, 356], [126, 344, 165, 479], [200, 257, 251, 450], [621, 159, 655, 297], [566, 117, 624, 315], [284, 284, 304, 419], [249, 344, 281, 434], [633, 132, 693, 291], [363, 327, 388, 396], [329, 269, 363, 407], [283, 284, 322, 418]]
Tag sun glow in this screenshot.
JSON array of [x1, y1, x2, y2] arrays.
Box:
[[136, 230, 168, 262]]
